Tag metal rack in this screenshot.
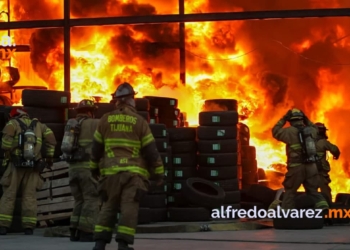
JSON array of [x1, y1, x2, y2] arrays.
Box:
[[0, 0, 348, 91]]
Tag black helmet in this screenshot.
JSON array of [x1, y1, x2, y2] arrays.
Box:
[[113, 82, 137, 100], [75, 99, 97, 111]]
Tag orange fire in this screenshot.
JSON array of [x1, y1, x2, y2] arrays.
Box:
[[2, 0, 350, 199]]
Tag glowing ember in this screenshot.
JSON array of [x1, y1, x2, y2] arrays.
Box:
[[3, 0, 350, 199]]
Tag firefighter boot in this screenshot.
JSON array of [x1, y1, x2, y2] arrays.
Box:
[[93, 240, 106, 250], [0, 227, 7, 235], [70, 228, 80, 241], [80, 231, 94, 242], [118, 240, 134, 250], [24, 228, 33, 235]]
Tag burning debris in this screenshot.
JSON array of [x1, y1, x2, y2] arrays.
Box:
[[4, 0, 350, 195]]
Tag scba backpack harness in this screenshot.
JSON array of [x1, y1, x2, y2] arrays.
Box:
[[14, 118, 38, 168]]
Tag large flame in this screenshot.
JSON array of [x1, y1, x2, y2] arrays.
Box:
[[2, 0, 350, 198]]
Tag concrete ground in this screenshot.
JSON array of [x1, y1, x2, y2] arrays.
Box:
[[1, 225, 350, 250]]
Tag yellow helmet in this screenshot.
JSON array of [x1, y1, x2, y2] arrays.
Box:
[[289, 108, 304, 120]]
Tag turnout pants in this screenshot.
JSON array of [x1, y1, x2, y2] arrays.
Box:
[[282, 163, 329, 210], [0, 163, 44, 229], [319, 171, 332, 204], [69, 167, 99, 233], [93, 172, 148, 245]]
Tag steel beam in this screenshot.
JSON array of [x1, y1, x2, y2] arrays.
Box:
[[63, 0, 70, 92], [179, 0, 185, 85], [0, 8, 349, 30]]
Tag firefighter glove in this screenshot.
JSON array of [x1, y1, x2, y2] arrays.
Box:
[[46, 158, 53, 168]]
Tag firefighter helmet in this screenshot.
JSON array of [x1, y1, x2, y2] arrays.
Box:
[[315, 122, 328, 131], [9, 107, 27, 118], [113, 82, 137, 99], [75, 99, 97, 111], [289, 108, 304, 120]]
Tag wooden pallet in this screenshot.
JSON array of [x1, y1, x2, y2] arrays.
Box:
[[37, 161, 73, 227]]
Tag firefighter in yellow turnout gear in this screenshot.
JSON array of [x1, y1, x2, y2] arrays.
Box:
[[91, 82, 164, 250], [314, 122, 340, 204], [0, 107, 56, 235], [272, 109, 329, 210], [61, 100, 100, 242]]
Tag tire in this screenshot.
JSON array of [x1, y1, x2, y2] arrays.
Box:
[[242, 171, 258, 186], [197, 139, 239, 153], [240, 201, 265, 211], [257, 168, 266, 180], [172, 153, 196, 167], [295, 193, 315, 209], [335, 193, 350, 205], [273, 215, 324, 229], [149, 106, 159, 117], [167, 192, 188, 207], [46, 123, 65, 141], [139, 194, 167, 208], [330, 204, 350, 224], [170, 141, 197, 153], [159, 152, 170, 168], [135, 98, 150, 111], [174, 108, 181, 117], [95, 103, 114, 119], [213, 179, 239, 191], [238, 122, 250, 138], [199, 111, 239, 126], [197, 153, 240, 167], [242, 146, 256, 159], [158, 117, 180, 128], [137, 111, 150, 122], [224, 191, 241, 204], [155, 138, 168, 152], [197, 126, 237, 140], [150, 208, 167, 222], [246, 184, 276, 208], [172, 180, 186, 192], [148, 181, 168, 194], [22, 89, 70, 108], [167, 207, 211, 222], [217, 204, 241, 219], [242, 159, 258, 172], [149, 117, 159, 124], [204, 99, 238, 112], [167, 127, 196, 141], [24, 107, 66, 123], [143, 96, 178, 108], [182, 177, 225, 209], [138, 208, 152, 224], [173, 167, 196, 179], [149, 124, 167, 138], [198, 166, 238, 180]]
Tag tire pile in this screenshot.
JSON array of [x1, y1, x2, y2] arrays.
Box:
[[135, 98, 151, 123]]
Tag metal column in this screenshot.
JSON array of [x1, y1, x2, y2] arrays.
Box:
[[63, 0, 70, 92], [179, 0, 186, 84]]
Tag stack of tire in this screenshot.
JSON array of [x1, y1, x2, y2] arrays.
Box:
[[143, 96, 179, 128], [68, 102, 114, 119], [166, 127, 200, 221], [179, 112, 188, 127], [21, 90, 71, 159], [197, 99, 241, 218], [239, 122, 258, 189], [138, 123, 169, 224], [135, 98, 150, 123]]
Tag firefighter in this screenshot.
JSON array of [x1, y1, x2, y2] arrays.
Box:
[[315, 122, 340, 204], [271, 109, 329, 210], [62, 100, 100, 242], [90, 82, 164, 250], [0, 107, 56, 235]]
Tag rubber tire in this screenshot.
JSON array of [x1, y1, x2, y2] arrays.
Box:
[[246, 184, 276, 208], [173, 167, 197, 179], [182, 177, 225, 209], [139, 194, 167, 208], [167, 192, 188, 207], [167, 127, 196, 141], [137, 111, 150, 122], [242, 171, 258, 186], [335, 193, 350, 205], [213, 179, 239, 191], [172, 180, 186, 192], [24, 107, 66, 123], [204, 99, 238, 111], [197, 126, 237, 140], [149, 106, 159, 117], [198, 166, 238, 180], [198, 153, 240, 167], [135, 98, 150, 111], [46, 123, 65, 141], [159, 152, 170, 168], [295, 193, 315, 209], [240, 201, 265, 211], [149, 116, 159, 124], [273, 215, 324, 229], [138, 208, 152, 224], [242, 146, 256, 159], [198, 139, 239, 153], [218, 204, 241, 220], [224, 191, 241, 204], [94, 103, 115, 119], [199, 111, 239, 126], [167, 207, 211, 222], [150, 208, 167, 222], [158, 117, 180, 128], [172, 153, 197, 167], [238, 122, 250, 138], [143, 96, 178, 108], [330, 204, 350, 224], [155, 138, 168, 152], [170, 141, 197, 154], [242, 159, 258, 172], [22, 89, 70, 108], [149, 124, 167, 138]]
